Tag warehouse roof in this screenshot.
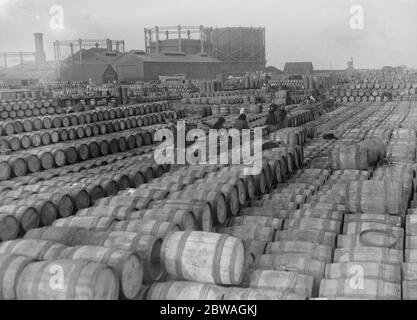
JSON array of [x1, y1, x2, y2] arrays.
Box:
[[64, 48, 122, 64], [284, 62, 314, 74], [113, 52, 222, 64], [61, 63, 116, 81]]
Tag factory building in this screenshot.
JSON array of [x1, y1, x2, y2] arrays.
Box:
[[145, 25, 266, 74], [113, 51, 223, 82], [284, 62, 314, 75], [61, 63, 118, 83]]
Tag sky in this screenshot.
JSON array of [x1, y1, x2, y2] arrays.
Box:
[[0, 0, 416, 69]]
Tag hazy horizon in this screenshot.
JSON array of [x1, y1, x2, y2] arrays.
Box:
[[1, 0, 416, 70]]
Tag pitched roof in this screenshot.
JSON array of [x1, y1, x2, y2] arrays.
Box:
[[284, 62, 314, 74], [64, 48, 122, 64], [61, 63, 116, 81]]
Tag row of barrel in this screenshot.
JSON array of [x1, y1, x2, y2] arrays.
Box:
[[335, 82, 417, 91], [0, 124, 167, 181], [0, 99, 64, 120], [298, 100, 417, 299], [0, 110, 179, 153], [0, 144, 306, 299], [0, 149, 170, 240], [0, 101, 174, 136], [0, 89, 42, 101]]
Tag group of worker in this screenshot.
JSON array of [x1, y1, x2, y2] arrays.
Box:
[[266, 103, 288, 133], [203, 108, 250, 131], [203, 103, 288, 133]]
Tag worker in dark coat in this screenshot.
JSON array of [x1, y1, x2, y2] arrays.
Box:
[[266, 105, 279, 134], [203, 117, 226, 130], [278, 106, 288, 129], [233, 114, 250, 130]]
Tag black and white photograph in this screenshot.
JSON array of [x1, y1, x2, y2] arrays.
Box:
[[0, 0, 416, 305]]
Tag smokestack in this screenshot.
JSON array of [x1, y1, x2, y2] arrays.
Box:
[[106, 39, 112, 51], [34, 33, 46, 65]]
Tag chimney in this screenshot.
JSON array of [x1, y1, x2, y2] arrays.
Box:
[[106, 39, 112, 51], [34, 33, 46, 65]]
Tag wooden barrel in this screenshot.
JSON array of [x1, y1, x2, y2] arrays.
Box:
[[78, 231, 163, 284], [252, 253, 325, 293], [119, 188, 167, 201], [346, 180, 403, 215], [289, 209, 343, 221], [94, 196, 151, 211], [0, 158, 11, 181], [265, 241, 333, 262], [0, 204, 40, 233], [203, 177, 246, 206], [223, 287, 305, 300], [161, 231, 244, 285], [149, 199, 213, 232], [0, 253, 35, 299], [169, 190, 227, 225], [111, 219, 179, 238], [0, 214, 19, 241], [274, 229, 337, 247], [248, 269, 314, 297], [24, 227, 164, 284], [221, 167, 266, 196], [14, 199, 57, 227], [333, 247, 403, 265], [133, 208, 196, 230], [284, 217, 341, 233], [207, 172, 255, 201], [319, 278, 401, 300], [217, 226, 276, 242], [247, 200, 298, 213], [0, 156, 27, 177], [325, 262, 401, 283], [16, 260, 119, 300], [52, 216, 117, 230], [23, 226, 83, 244], [0, 239, 67, 260], [50, 187, 90, 211], [185, 182, 239, 217], [147, 281, 225, 300], [227, 216, 283, 229], [263, 192, 306, 204], [57, 245, 143, 300]]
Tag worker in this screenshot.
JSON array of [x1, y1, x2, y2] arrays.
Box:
[[239, 107, 247, 116], [233, 113, 250, 130], [202, 117, 226, 130], [266, 106, 279, 134], [278, 105, 288, 129], [381, 91, 393, 101], [309, 95, 316, 103]]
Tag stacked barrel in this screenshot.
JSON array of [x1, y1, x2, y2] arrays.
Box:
[[0, 145, 304, 300], [0, 102, 181, 180], [330, 82, 417, 103], [0, 99, 63, 120]]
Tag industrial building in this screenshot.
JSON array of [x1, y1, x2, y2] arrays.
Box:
[[61, 63, 118, 83], [145, 25, 266, 74], [112, 51, 223, 82], [283, 62, 314, 75]]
